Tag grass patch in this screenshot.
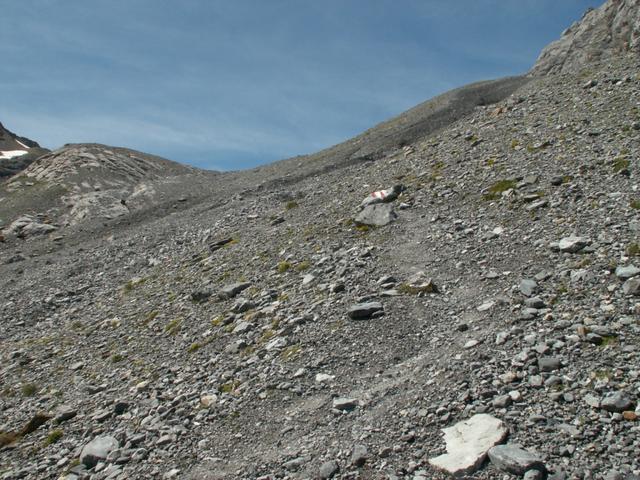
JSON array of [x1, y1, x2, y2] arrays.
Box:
[[45, 429, 63, 445], [398, 282, 438, 295], [187, 342, 202, 353], [613, 157, 630, 173], [627, 243, 640, 257], [483, 179, 517, 201], [277, 261, 292, 273], [219, 379, 241, 394], [295, 260, 311, 271], [285, 200, 299, 210], [21, 383, 38, 397], [164, 318, 182, 336], [110, 353, 125, 363], [280, 344, 301, 361], [630, 199, 640, 210], [142, 310, 159, 325]]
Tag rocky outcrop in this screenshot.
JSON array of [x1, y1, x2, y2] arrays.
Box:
[[531, 0, 640, 75]]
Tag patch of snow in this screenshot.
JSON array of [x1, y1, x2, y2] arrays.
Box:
[[0, 150, 28, 160], [15, 139, 29, 149]]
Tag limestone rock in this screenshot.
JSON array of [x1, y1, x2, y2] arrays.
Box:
[[428, 414, 509, 477], [355, 204, 398, 227]]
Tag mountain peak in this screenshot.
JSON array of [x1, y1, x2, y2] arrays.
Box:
[[531, 0, 640, 75]]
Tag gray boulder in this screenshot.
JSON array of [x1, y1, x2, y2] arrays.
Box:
[[80, 435, 119, 468], [355, 204, 397, 227], [347, 302, 383, 320], [488, 444, 546, 475]]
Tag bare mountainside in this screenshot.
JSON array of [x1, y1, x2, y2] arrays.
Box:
[[532, 0, 640, 75], [1, 2, 640, 480], [0, 122, 49, 178]]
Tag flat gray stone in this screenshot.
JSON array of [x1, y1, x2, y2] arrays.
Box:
[[80, 435, 119, 469], [601, 391, 634, 413], [488, 444, 545, 475], [355, 204, 398, 227], [558, 236, 590, 253], [351, 444, 368, 467], [538, 357, 561, 372], [332, 397, 358, 411], [347, 302, 383, 320], [218, 282, 251, 300], [519, 279, 538, 296], [615, 264, 640, 280], [623, 278, 640, 296], [428, 414, 509, 477], [318, 460, 339, 479]]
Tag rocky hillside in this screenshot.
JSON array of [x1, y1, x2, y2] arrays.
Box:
[[0, 143, 221, 240], [531, 0, 640, 75], [1, 2, 640, 480], [0, 122, 48, 178]]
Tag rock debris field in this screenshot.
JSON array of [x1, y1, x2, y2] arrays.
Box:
[[1, 34, 640, 480]]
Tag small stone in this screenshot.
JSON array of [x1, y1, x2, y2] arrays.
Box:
[[615, 265, 640, 280], [70, 362, 85, 371], [524, 469, 544, 480], [488, 444, 546, 475], [623, 278, 640, 296], [519, 279, 538, 297], [347, 302, 383, 320], [54, 406, 77, 423], [218, 282, 251, 300], [623, 411, 638, 421], [351, 444, 368, 467], [332, 397, 358, 411], [525, 297, 545, 309], [538, 357, 561, 372], [557, 236, 590, 253], [464, 340, 480, 349], [80, 436, 119, 469], [493, 395, 512, 408], [318, 460, 339, 479], [601, 391, 634, 413]]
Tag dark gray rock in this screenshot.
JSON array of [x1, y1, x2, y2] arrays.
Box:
[[218, 282, 251, 300], [488, 444, 546, 475], [623, 278, 640, 296], [600, 391, 634, 413], [538, 357, 561, 372], [347, 302, 383, 320]]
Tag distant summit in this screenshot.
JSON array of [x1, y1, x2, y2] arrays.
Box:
[[531, 0, 640, 75], [0, 121, 48, 178]]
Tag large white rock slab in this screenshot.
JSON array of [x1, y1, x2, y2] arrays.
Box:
[[429, 414, 508, 477]]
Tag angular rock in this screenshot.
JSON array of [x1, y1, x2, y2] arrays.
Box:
[[355, 204, 398, 227], [538, 357, 561, 372], [351, 444, 368, 467], [80, 435, 119, 468], [557, 236, 590, 253], [218, 282, 251, 300], [601, 391, 634, 413], [332, 397, 358, 411], [615, 264, 640, 280], [623, 278, 640, 296], [318, 460, 339, 479], [347, 302, 383, 320], [488, 444, 546, 475], [428, 414, 509, 477], [519, 279, 538, 297]]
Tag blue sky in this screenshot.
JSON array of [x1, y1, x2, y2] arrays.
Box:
[[1, 1, 597, 171]]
